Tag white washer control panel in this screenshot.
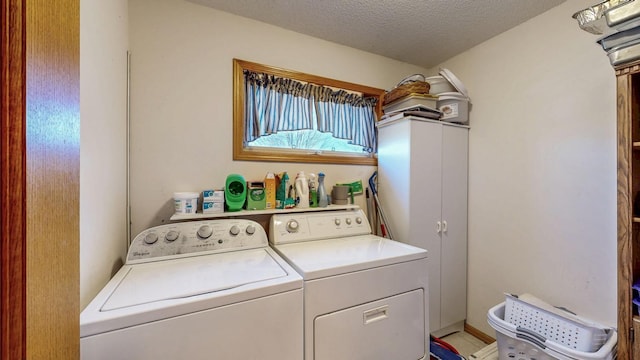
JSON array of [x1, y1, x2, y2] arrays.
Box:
[[270, 208, 371, 245], [127, 219, 267, 264]]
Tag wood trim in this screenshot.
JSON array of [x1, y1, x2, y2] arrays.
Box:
[[617, 62, 640, 75], [464, 322, 495, 345], [232, 58, 382, 165], [634, 318, 640, 360], [617, 70, 634, 360], [1, 0, 79, 357], [25, 0, 79, 358], [1, 0, 27, 358], [617, 63, 640, 76]]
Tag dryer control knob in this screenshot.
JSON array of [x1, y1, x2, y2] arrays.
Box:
[[230, 225, 240, 236], [197, 225, 213, 239], [246, 225, 256, 235], [334, 218, 341, 226], [165, 230, 179, 242], [355, 217, 362, 224], [286, 220, 299, 233], [144, 232, 158, 245], [345, 218, 352, 225]]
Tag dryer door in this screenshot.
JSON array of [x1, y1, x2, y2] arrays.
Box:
[[314, 289, 426, 360]]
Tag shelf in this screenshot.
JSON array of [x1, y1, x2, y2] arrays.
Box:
[[634, 217, 640, 223], [169, 204, 359, 221], [634, 142, 640, 148]]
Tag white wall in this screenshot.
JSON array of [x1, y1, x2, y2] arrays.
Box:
[[436, 0, 617, 335], [80, 0, 129, 309], [127, 0, 427, 236]]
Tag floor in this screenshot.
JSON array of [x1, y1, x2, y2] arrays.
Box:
[[440, 331, 498, 360]]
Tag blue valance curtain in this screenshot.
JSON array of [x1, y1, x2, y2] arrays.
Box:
[[243, 70, 378, 153]]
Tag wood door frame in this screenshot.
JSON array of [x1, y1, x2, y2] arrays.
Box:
[[1, 0, 27, 358]]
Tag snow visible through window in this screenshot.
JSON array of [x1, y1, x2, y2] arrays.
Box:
[[248, 129, 368, 154]]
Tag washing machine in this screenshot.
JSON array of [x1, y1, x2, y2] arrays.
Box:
[[81, 218, 303, 360], [269, 207, 429, 360]]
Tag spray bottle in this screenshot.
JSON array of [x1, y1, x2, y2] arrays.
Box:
[[308, 173, 318, 208], [317, 172, 328, 208]]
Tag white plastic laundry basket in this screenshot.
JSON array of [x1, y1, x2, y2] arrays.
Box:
[[503, 293, 609, 352], [488, 302, 617, 360]]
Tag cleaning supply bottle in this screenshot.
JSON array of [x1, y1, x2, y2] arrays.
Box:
[[308, 173, 318, 207], [276, 172, 289, 209], [295, 171, 309, 208], [317, 172, 328, 207]]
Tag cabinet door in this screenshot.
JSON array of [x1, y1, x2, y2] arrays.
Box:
[[440, 125, 469, 330], [377, 119, 412, 241], [408, 121, 444, 332], [376, 119, 441, 249]]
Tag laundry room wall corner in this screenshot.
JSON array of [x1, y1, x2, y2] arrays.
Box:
[[80, 0, 129, 309]]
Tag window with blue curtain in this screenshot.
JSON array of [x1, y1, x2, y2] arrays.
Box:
[[243, 70, 379, 155], [233, 59, 383, 165]]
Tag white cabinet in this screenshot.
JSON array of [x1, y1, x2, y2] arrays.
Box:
[[377, 117, 468, 336]]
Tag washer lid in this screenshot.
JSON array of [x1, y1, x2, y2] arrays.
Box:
[[272, 235, 427, 280], [101, 248, 288, 311]]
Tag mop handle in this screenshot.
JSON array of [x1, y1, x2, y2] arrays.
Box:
[[368, 172, 394, 240]]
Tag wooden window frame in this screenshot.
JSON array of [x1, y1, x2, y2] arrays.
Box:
[[232, 58, 383, 165]]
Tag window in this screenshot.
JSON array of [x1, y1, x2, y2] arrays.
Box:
[[233, 59, 384, 165]]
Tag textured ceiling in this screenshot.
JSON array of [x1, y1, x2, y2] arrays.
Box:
[[188, 0, 567, 68]]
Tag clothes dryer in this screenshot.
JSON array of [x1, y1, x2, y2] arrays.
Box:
[[270, 208, 429, 360], [81, 218, 303, 360]]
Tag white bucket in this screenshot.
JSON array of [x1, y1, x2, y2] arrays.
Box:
[[425, 75, 456, 95], [174, 192, 199, 214]]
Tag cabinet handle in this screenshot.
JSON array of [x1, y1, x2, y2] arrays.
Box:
[[436, 221, 441, 234], [442, 220, 448, 233]]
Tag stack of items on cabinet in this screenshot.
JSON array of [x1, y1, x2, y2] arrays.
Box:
[[573, 0, 640, 66], [488, 293, 617, 360], [381, 68, 471, 125]]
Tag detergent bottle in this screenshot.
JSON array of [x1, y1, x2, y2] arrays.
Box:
[[308, 173, 318, 207], [295, 171, 310, 208], [276, 172, 289, 209], [317, 172, 328, 208]]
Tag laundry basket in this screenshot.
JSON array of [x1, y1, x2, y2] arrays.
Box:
[[488, 298, 617, 360], [503, 293, 609, 352]]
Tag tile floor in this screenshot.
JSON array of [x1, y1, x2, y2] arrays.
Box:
[[440, 331, 497, 359]]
